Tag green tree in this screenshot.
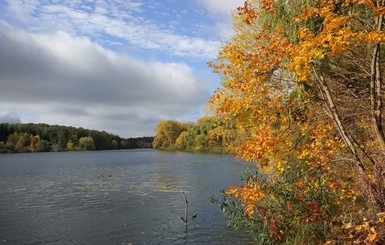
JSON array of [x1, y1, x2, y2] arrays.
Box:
[[35, 140, 51, 152], [0, 141, 7, 153], [6, 132, 32, 152], [0, 123, 153, 153], [79, 136, 96, 151]]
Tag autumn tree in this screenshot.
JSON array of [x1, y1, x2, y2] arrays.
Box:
[[30, 135, 40, 151], [79, 136, 96, 151], [153, 120, 188, 149], [209, 0, 385, 242], [175, 131, 188, 150], [290, 0, 385, 210], [5, 132, 32, 152], [35, 140, 51, 152], [153, 117, 247, 153]]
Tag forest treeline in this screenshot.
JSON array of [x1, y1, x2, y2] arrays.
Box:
[[152, 117, 247, 154], [0, 123, 153, 153]]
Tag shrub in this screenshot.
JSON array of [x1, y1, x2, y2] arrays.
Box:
[[213, 169, 340, 244]]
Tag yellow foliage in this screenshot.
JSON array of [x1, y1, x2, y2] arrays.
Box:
[[210, 0, 385, 241], [226, 180, 266, 217]]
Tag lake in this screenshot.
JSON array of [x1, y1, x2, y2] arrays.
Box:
[[0, 149, 254, 244]]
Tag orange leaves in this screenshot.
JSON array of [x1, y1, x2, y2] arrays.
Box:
[[261, 0, 275, 13], [341, 215, 385, 244], [339, 0, 374, 7], [296, 119, 340, 167], [208, 11, 294, 171], [289, 0, 385, 81], [240, 125, 274, 161], [30, 135, 40, 149], [360, 31, 385, 43], [226, 180, 266, 217], [211, 0, 385, 243], [237, 0, 258, 24], [290, 4, 356, 81], [300, 6, 320, 19], [374, 6, 385, 15], [297, 28, 315, 40], [239, 118, 293, 174], [210, 0, 382, 174]]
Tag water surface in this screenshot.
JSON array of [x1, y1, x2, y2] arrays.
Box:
[[0, 149, 253, 244]]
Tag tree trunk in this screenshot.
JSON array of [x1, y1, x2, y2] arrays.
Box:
[[370, 1, 385, 151], [312, 66, 366, 172]]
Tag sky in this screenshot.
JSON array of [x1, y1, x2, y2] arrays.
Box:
[[0, 0, 244, 138]]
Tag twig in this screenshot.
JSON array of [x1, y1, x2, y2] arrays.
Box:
[[180, 192, 188, 224]]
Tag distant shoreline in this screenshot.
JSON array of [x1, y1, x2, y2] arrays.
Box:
[[0, 123, 153, 154]]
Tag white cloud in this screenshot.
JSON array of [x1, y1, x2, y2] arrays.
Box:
[[3, 0, 220, 60], [196, 0, 244, 40], [197, 0, 244, 16], [0, 22, 210, 137]]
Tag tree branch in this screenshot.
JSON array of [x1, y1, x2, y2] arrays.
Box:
[[180, 192, 189, 224], [312, 65, 366, 172]]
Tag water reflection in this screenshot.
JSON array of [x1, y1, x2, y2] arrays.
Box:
[[153, 163, 188, 193], [0, 149, 253, 244]]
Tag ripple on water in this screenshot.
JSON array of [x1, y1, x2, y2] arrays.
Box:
[[0, 150, 253, 244]]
